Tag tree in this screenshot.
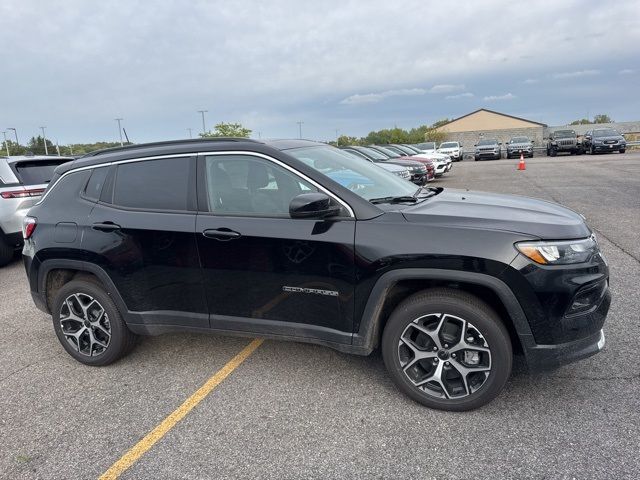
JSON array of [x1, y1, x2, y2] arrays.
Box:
[[335, 135, 362, 146], [2, 139, 27, 156], [570, 114, 613, 125], [27, 135, 56, 155], [570, 118, 591, 125], [200, 122, 252, 138], [593, 114, 612, 124]]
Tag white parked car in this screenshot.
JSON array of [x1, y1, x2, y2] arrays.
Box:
[[437, 141, 464, 162], [414, 142, 437, 154]]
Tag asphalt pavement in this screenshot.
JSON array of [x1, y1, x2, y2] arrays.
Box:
[[1, 151, 638, 479]]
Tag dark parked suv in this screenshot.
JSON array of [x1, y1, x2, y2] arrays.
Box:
[[23, 139, 610, 411]]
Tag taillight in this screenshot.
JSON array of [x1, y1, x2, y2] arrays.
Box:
[[1, 188, 46, 199], [23, 216, 37, 240]]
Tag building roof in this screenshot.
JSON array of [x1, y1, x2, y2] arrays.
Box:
[[437, 109, 547, 131]]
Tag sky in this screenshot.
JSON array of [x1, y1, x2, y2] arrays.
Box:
[[1, 0, 639, 145]]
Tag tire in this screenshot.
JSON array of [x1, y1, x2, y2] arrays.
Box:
[[619, 149, 625, 154], [381, 288, 512, 411], [549, 148, 557, 157], [590, 146, 595, 155], [0, 237, 14, 267], [51, 279, 137, 366]]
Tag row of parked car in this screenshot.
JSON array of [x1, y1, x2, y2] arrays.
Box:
[[414, 127, 629, 161], [339, 144, 453, 185]]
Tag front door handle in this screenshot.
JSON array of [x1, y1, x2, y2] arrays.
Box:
[[202, 228, 241, 241], [92, 222, 121, 232]]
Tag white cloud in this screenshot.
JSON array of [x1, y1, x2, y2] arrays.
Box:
[[429, 84, 465, 94], [619, 69, 635, 75], [523, 78, 539, 84], [445, 92, 474, 100], [551, 70, 600, 79], [340, 88, 426, 105], [1, 0, 639, 141], [484, 93, 516, 101]]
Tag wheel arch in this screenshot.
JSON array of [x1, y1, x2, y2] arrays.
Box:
[[353, 269, 534, 356], [38, 259, 129, 316]]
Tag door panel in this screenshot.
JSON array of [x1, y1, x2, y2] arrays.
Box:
[[196, 153, 356, 336], [83, 156, 208, 327], [196, 215, 356, 333]]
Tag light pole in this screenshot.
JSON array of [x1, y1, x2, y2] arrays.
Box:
[[40, 126, 48, 155], [198, 110, 208, 134], [297, 121, 304, 139], [187, 128, 193, 139], [2, 131, 10, 156], [115, 118, 124, 146], [7, 128, 19, 146]]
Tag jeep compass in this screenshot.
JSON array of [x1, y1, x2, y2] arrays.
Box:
[[23, 139, 610, 411]]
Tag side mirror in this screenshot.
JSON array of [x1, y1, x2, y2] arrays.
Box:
[[289, 193, 341, 219]]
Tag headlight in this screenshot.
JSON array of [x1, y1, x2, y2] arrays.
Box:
[[515, 236, 598, 265]]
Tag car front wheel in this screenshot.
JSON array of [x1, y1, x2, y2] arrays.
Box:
[[381, 288, 512, 411], [51, 279, 137, 366]]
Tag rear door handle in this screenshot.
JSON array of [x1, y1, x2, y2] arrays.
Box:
[[92, 222, 121, 232], [202, 228, 241, 241]]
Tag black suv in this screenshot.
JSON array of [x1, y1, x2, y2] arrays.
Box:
[[23, 139, 610, 411], [583, 128, 626, 155]]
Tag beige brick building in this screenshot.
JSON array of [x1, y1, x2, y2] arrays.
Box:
[[436, 109, 547, 155]]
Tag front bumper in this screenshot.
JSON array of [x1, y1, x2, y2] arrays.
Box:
[[523, 329, 605, 372], [593, 143, 625, 151]]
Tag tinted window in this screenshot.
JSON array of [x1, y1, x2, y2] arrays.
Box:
[[204, 155, 317, 216], [14, 160, 69, 185], [114, 157, 192, 211], [83, 167, 109, 201]]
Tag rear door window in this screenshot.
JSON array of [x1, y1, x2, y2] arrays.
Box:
[[14, 160, 70, 185]]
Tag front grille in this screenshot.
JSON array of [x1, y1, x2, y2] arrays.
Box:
[[604, 140, 618, 144], [558, 140, 574, 146]]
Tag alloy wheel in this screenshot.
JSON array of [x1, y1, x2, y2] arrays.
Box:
[[59, 293, 111, 357], [397, 313, 492, 399]]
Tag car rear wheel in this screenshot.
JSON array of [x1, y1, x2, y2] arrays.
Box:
[[381, 288, 512, 411], [0, 237, 14, 267], [51, 279, 137, 366]]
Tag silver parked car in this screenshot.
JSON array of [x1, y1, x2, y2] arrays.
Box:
[[0, 154, 73, 266]]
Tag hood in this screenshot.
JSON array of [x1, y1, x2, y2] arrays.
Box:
[[377, 162, 405, 172], [508, 142, 532, 148], [401, 188, 590, 239], [383, 158, 427, 168]]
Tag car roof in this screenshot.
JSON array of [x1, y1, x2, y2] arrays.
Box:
[[54, 138, 330, 175]]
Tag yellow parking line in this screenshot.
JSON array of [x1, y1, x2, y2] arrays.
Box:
[[99, 338, 264, 480]]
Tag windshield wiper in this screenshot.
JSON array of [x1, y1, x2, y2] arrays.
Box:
[[369, 195, 418, 204]]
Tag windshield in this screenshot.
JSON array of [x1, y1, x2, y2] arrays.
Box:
[[477, 139, 498, 146], [417, 142, 436, 150], [593, 129, 618, 137], [510, 137, 529, 143], [393, 145, 417, 155], [439, 142, 458, 148], [14, 160, 70, 185], [287, 145, 417, 201], [356, 146, 388, 160], [371, 146, 401, 158], [553, 130, 575, 138]]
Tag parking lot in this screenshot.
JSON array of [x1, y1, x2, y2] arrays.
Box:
[[1, 152, 638, 479]]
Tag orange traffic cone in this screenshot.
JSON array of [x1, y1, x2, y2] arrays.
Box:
[[517, 152, 526, 171]]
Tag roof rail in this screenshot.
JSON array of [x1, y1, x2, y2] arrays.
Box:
[[81, 137, 261, 158]]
